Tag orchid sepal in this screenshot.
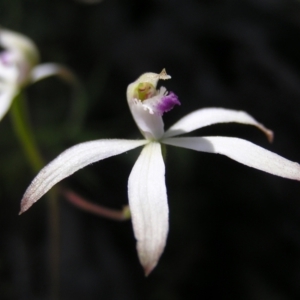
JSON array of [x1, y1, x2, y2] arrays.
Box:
[[128, 142, 168, 275], [162, 136, 300, 181], [20, 139, 147, 214]]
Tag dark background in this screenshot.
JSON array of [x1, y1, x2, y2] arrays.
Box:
[[1, 0, 300, 299]]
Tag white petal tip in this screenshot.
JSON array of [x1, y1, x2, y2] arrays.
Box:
[[138, 250, 159, 276], [266, 129, 274, 143], [137, 240, 165, 277], [137, 243, 164, 277], [143, 264, 156, 277], [19, 197, 33, 214], [258, 124, 273, 143]]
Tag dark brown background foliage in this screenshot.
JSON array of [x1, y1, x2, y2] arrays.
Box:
[[1, 0, 300, 299]]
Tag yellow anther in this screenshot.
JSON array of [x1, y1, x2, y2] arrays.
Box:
[[134, 82, 156, 101]]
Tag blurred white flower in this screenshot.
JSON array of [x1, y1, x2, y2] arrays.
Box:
[[0, 27, 76, 120], [20, 69, 300, 275]]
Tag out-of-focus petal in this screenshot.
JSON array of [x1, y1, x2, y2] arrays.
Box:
[[31, 63, 87, 137], [163, 136, 300, 180], [163, 108, 273, 141], [30, 63, 78, 84], [128, 142, 168, 275], [20, 139, 147, 214], [0, 27, 39, 67], [0, 84, 18, 120], [0, 51, 19, 82], [0, 51, 19, 119]]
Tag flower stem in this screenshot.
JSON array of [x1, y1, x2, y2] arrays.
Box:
[[63, 189, 131, 221], [10, 92, 60, 300], [10, 92, 44, 172]]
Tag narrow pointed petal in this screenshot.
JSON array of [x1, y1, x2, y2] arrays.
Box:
[[163, 137, 300, 180], [30, 63, 77, 84], [163, 108, 273, 141], [128, 142, 168, 275], [20, 139, 147, 214]]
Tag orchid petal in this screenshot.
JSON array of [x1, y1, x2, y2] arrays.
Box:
[[20, 139, 147, 214], [0, 52, 20, 120], [0, 28, 39, 67], [0, 52, 19, 82], [128, 142, 168, 275], [163, 137, 300, 180], [30, 63, 78, 84], [128, 99, 165, 140], [31, 63, 87, 136], [0, 84, 18, 120], [163, 108, 273, 141]]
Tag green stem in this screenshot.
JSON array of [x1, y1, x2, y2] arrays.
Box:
[[10, 92, 44, 172], [10, 92, 60, 300]]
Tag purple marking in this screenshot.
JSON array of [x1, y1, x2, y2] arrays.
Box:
[[0, 51, 13, 66], [157, 92, 181, 115]]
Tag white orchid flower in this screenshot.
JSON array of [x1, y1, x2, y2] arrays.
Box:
[[0, 27, 76, 120], [20, 69, 300, 275]]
